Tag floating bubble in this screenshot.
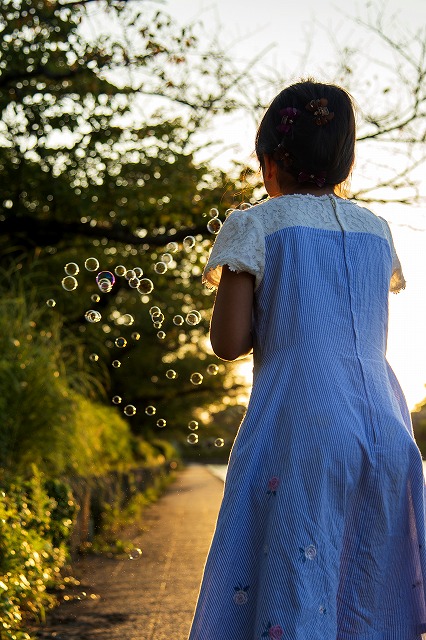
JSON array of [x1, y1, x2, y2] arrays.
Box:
[[173, 315, 184, 326], [187, 433, 198, 444], [183, 236, 195, 251], [121, 314, 134, 326], [137, 278, 154, 294], [156, 418, 166, 428], [112, 360, 121, 368], [96, 271, 115, 293], [89, 353, 99, 362], [149, 306, 161, 317], [160, 253, 173, 265], [124, 404, 136, 416], [239, 202, 252, 210], [65, 262, 79, 276], [214, 438, 225, 447], [151, 311, 164, 322], [153, 321, 162, 329], [115, 337, 127, 348], [133, 267, 143, 278], [188, 420, 198, 431], [225, 208, 235, 217], [84, 257, 99, 272], [128, 548, 142, 560], [154, 261, 167, 275], [190, 372, 203, 385], [114, 265, 126, 277], [91, 294, 100, 303], [145, 405, 156, 416], [157, 331, 166, 340], [62, 276, 78, 291], [128, 277, 140, 288], [131, 332, 140, 341], [85, 309, 101, 323], [166, 369, 177, 379], [166, 241, 179, 253], [112, 395, 122, 404], [125, 269, 136, 280], [186, 310, 201, 326], [207, 364, 219, 375], [46, 299, 56, 307], [207, 217, 222, 234], [209, 207, 219, 217]]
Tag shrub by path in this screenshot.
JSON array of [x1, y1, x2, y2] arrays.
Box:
[[36, 464, 224, 640]]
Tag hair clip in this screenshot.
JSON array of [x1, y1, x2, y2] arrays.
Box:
[[305, 98, 334, 125], [298, 170, 327, 188], [277, 107, 301, 134]]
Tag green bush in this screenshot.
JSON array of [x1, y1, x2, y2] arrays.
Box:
[[0, 468, 77, 640]]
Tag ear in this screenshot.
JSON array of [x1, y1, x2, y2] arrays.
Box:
[[263, 154, 278, 181]]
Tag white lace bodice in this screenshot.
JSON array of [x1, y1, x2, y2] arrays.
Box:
[[202, 194, 405, 293]]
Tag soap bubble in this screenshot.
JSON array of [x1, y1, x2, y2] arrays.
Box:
[[239, 202, 252, 210], [125, 269, 136, 280], [187, 433, 198, 444], [207, 217, 222, 234], [160, 253, 173, 265], [149, 306, 161, 317], [157, 331, 166, 340], [153, 321, 162, 329], [89, 353, 99, 362], [188, 420, 198, 431], [207, 364, 219, 375], [190, 372, 203, 385], [121, 314, 134, 326], [173, 315, 184, 326], [186, 310, 201, 326], [225, 208, 235, 217], [128, 277, 140, 288], [124, 404, 136, 416], [131, 332, 140, 341], [112, 360, 121, 368], [128, 548, 142, 560], [96, 271, 115, 293], [133, 267, 143, 278], [112, 396, 122, 404], [91, 294, 100, 303], [62, 276, 78, 291], [154, 261, 167, 275], [137, 278, 154, 294], [85, 309, 101, 323], [156, 418, 166, 428], [145, 406, 156, 416], [114, 265, 126, 277], [65, 262, 79, 276], [214, 438, 225, 447], [209, 207, 219, 217], [183, 236, 195, 251], [166, 241, 179, 253], [115, 337, 127, 348], [46, 299, 56, 307], [151, 312, 164, 322], [166, 369, 177, 379], [85, 257, 99, 272]]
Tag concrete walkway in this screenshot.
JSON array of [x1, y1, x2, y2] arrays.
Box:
[[36, 464, 224, 640]]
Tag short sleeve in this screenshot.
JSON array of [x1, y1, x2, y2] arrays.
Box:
[[378, 216, 406, 293], [202, 209, 265, 290]]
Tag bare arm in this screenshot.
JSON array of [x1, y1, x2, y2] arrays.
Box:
[[209, 265, 255, 361]]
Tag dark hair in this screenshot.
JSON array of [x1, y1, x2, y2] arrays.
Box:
[[255, 79, 356, 189]]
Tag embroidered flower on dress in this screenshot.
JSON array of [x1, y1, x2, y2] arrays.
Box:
[[299, 544, 317, 562], [267, 476, 279, 497], [233, 582, 249, 605], [261, 622, 284, 639]]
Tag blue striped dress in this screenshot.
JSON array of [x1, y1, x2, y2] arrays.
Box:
[[188, 194, 426, 640]]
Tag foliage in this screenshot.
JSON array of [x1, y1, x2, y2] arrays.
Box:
[[0, 468, 77, 640]]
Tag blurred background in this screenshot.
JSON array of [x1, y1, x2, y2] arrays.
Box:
[[0, 0, 425, 637]]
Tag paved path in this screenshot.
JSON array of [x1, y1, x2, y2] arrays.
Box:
[[37, 465, 224, 640]]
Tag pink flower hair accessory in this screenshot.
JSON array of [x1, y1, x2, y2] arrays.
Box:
[[305, 98, 334, 125], [277, 107, 301, 134]]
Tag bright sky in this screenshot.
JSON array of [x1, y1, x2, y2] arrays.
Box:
[[166, 0, 426, 411]]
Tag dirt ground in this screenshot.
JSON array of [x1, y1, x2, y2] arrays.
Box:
[[33, 465, 224, 640]]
